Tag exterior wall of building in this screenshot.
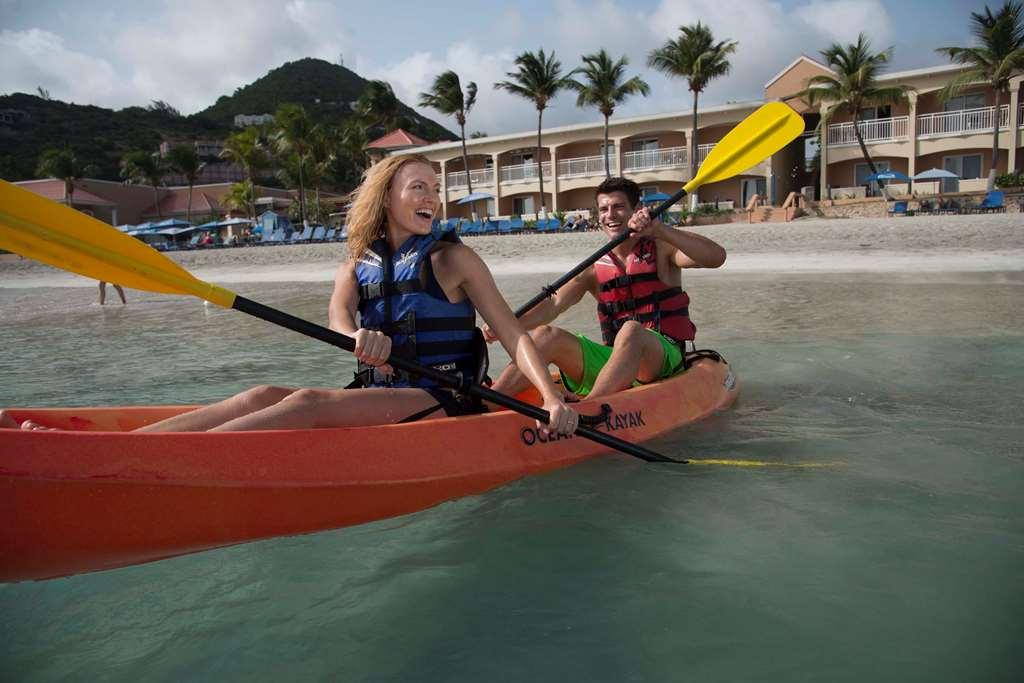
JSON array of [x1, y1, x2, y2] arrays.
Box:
[[827, 156, 910, 188], [557, 139, 610, 158], [764, 58, 832, 107], [559, 187, 600, 214], [916, 148, 1009, 178]]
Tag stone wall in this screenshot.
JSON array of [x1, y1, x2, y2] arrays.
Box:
[[812, 189, 1023, 217]]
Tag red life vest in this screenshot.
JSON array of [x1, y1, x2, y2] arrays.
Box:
[[593, 237, 695, 346]]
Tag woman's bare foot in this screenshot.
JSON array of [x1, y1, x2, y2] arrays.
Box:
[[20, 420, 56, 431], [0, 411, 54, 430]]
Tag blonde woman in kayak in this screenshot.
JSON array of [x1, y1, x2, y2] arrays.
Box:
[[1, 154, 578, 435]]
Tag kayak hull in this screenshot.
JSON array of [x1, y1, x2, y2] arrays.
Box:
[[0, 359, 737, 582]]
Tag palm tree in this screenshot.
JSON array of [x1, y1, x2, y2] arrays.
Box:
[[120, 150, 167, 219], [568, 50, 650, 178], [220, 128, 270, 219], [494, 49, 575, 217], [274, 103, 317, 226], [35, 147, 96, 207], [307, 126, 341, 223], [648, 22, 736, 200], [420, 71, 478, 194], [797, 33, 911, 199], [354, 80, 410, 134], [937, 1, 1024, 190], [166, 144, 205, 223], [223, 180, 255, 218]]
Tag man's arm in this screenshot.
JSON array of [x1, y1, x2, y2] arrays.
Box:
[[483, 267, 595, 341], [629, 207, 726, 269]]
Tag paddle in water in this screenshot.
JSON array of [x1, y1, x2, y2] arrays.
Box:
[[514, 101, 805, 318], [0, 180, 683, 463]]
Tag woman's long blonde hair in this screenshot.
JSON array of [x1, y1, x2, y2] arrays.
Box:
[[346, 153, 433, 259]]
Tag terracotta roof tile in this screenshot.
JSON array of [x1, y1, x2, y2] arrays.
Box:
[[365, 128, 429, 150]]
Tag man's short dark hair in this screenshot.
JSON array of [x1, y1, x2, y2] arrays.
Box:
[[595, 177, 641, 209]]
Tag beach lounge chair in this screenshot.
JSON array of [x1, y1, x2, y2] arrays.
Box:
[[509, 217, 524, 233], [311, 226, 326, 241], [497, 220, 512, 235], [186, 234, 202, 249], [482, 220, 499, 234], [325, 228, 336, 241], [976, 191, 1005, 213], [292, 225, 314, 243], [888, 201, 908, 217], [543, 218, 561, 232]]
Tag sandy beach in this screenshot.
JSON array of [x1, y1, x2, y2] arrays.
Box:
[[2, 213, 1022, 288]]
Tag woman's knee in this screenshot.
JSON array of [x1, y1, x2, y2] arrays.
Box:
[[237, 384, 294, 410], [279, 387, 332, 409]]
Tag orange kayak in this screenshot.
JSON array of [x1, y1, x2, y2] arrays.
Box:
[[0, 358, 737, 582]]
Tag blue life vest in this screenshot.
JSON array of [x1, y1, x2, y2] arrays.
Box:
[[355, 232, 481, 389]]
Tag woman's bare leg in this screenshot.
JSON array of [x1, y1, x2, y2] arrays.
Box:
[[136, 385, 297, 432], [210, 387, 443, 432]]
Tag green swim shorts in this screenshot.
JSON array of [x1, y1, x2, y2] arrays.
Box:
[[560, 330, 686, 397]]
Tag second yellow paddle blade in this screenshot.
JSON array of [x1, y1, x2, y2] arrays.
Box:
[[0, 180, 235, 308], [684, 102, 804, 192]]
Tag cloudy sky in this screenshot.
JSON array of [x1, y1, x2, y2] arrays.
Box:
[[1, 0, 982, 136]]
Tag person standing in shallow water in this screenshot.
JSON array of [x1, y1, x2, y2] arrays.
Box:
[[98, 281, 126, 305], [485, 176, 726, 400], [1, 154, 579, 435]]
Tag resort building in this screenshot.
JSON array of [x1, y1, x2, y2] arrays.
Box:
[[13, 178, 318, 225], [385, 54, 1024, 220]]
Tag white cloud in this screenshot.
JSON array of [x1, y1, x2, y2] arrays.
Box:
[[0, 29, 129, 105], [1, 0, 897, 134], [796, 0, 893, 47], [368, 42, 529, 142], [110, 0, 353, 114]]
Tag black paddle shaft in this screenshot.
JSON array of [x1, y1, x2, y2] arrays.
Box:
[[513, 187, 688, 318], [232, 296, 687, 464]]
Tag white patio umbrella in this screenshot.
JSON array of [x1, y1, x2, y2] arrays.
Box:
[[913, 168, 959, 195]]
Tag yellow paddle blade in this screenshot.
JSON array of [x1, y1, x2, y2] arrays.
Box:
[[0, 180, 236, 308], [683, 101, 804, 193]]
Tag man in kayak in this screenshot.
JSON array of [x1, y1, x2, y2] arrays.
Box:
[[2, 155, 578, 435], [485, 177, 726, 399]]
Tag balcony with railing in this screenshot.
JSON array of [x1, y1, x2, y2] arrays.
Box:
[[696, 143, 715, 166], [917, 105, 1009, 138], [557, 154, 616, 179], [827, 116, 910, 147], [622, 146, 687, 172], [499, 161, 552, 184], [446, 168, 494, 190]]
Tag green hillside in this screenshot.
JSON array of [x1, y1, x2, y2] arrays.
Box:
[[0, 58, 456, 183]]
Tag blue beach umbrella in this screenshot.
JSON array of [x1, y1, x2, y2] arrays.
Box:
[[864, 171, 911, 182], [456, 192, 494, 204], [152, 218, 194, 229]]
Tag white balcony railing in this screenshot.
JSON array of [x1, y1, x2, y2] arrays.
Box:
[[446, 168, 494, 190], [557, 154, 616, 179], [696, 143, 715, 165], [622, 146, 687, 172], [827, 116, 910, 147], [499, 161, 552, 184], [917, 105, 1009, 138]]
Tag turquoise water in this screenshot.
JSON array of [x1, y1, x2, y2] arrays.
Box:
[[1, 269, 1022, 681]]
